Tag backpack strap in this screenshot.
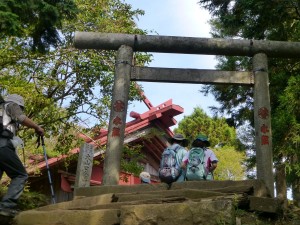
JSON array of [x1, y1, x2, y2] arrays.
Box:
[[2, 103, 13, 127], [0, 103, 4, 131], [173, 144, 184, 168], [172, 144, 181, 153], [0, 102, 15, 138]]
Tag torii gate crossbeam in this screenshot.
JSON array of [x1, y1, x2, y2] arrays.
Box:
[[75, 32, 300, 58]]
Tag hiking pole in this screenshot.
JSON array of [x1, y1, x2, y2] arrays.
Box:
[[22, 146, 26, 167], [39, 135, 56, 204]]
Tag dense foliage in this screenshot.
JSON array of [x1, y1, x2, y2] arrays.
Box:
[[214, 146, 246, 180], [0, 0, 151, 173], [120, 144, 144, 181], [0, 0, 78, 52], [175, 107, 242, 148]]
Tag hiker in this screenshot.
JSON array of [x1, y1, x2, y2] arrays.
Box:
[[182, 134, 218, 181], [139, 171, 151, 184], [159, 133, 188, 183], [0, 94, 44, 217]]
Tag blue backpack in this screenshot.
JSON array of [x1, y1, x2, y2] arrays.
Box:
[[186, 147, 207, 181], [159, 147, 181, 184]]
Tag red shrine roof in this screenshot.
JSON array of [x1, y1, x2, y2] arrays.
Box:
[[29, 96, 184, 172]]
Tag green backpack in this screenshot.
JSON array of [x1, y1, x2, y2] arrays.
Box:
[[186, 147, 207, 181]]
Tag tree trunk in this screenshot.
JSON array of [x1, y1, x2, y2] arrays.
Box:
[[275, 162, 287, 208], [292, 178, 300, 207], [291, 154, 300, 207], [276, 163, 287, 199]]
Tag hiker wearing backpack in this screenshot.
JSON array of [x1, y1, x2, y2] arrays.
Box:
[[0, 94, 44, 217], [182, 134, 218, 181], [159, 134, 188, 184]]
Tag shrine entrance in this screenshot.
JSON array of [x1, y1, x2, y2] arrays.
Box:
[[74, 32, 300, 197]]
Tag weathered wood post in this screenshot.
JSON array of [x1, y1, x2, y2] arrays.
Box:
[[75, 143, 94, 187], [102, 45, 133, 185], [253, 53, 274, 197]]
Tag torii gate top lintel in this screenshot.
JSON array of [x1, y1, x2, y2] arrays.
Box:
[[75, 31, 300, 58]]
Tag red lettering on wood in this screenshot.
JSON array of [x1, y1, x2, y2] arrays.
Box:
[[113, 116, 122, 126], [113, 100, 125, 112], [261, 135, 269, 145], [258, 107, 269, 119], [112, 127, 120, 137], [260, 124, 269, 134]]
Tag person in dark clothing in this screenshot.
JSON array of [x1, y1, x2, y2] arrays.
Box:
[[0, 94, 44, 217]]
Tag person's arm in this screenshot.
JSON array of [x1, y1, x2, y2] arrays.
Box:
[[181, 161, 187, 169], [207, 149, 218, 172], [209, 161, 218, 172], [21, 117, 44, 136], [6, 102, 45, 136]]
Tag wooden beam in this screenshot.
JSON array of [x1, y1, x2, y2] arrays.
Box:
[[131, 66, 253, 85], [75, 32, 300, 58]]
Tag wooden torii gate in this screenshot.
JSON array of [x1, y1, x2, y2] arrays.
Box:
[[74, 32, 300, 197]]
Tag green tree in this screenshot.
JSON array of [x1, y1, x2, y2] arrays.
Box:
[[120, 144, 144, 182], [198, 0, 300, 203], [174, 107, 242, 149], [0, 0, 151, 173], [214, 146, 246, 181], [0, 0, 78, 52], [272, 75, 300, 203]]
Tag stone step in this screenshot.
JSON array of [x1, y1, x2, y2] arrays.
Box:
[[13, 180, 277, 225], [14, 209, 120, 225], [74, 180, 269, 199], [72, 196, 189, 210], [119, 200, 233, 225], [111, 189, 237, 203], [36, 188, 242, 211], [36, 193, 114, 211], [86, 196, 239, 211], [249, 196, 284, 213], [14, 199, 233, 225]]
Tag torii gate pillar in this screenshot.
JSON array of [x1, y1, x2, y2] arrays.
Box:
[[253, 53, 274, 197], [102, 45, 133, 185]]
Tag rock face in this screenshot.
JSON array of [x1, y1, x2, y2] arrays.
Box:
[[120, 200, 233, 225], [13, 180, 279, 225]]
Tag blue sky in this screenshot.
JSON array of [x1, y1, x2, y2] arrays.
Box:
[[125, 0, 220, 129]]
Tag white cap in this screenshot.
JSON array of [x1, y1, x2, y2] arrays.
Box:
[[5, 94, 25, 107], [139, 171, 151, 183]]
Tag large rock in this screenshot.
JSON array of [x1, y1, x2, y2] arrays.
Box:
[[120, 199, 233, 225]]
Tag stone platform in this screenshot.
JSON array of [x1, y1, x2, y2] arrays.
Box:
[[13, 180, 283, 225]]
